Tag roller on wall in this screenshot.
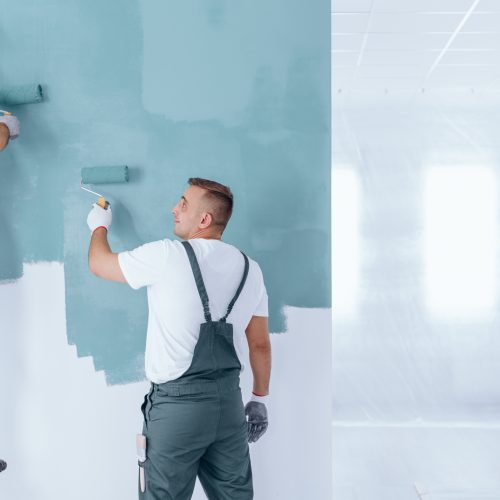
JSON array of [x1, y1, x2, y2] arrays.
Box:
[[0, 84, 43, 106], [80, 165, 129, 209], [81, 165, 129, 184]]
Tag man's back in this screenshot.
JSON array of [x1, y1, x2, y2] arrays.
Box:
[[118, 237, 268, 383]]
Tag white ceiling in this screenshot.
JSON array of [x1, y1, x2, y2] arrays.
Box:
[[332, 0, 500, 91]]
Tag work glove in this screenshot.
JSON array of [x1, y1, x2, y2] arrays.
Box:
[[0, 114, 20, 139], [245, 397, 268, 443], [87, 203, 112, 233]]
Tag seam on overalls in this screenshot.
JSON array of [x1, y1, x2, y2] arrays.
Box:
[[211, 325, 218, 375], [142, 385, 153, 431], [214, 377, 223, 441], [146, 384, 155, 424]]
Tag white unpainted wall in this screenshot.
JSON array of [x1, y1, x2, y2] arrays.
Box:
[[0, 262, 332, 500]]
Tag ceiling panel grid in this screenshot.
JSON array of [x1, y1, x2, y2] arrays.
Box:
[[332, 0, 500, 92]]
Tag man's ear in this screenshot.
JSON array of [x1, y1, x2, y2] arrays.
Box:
[[200, 212, 213, 229]]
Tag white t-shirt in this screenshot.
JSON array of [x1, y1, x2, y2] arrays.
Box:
[[118, 238, 268, 384]]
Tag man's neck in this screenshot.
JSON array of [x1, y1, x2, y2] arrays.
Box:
[[188, 229, 221, 240]]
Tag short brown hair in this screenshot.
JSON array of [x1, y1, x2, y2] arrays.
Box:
[[188, 177, 233, 232]]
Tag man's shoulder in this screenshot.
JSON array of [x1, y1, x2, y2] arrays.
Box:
[[122, 238, 182, 258], [143, 238, 182, 249], [227, 245, 264, 281], [185, 239, 264, 271]]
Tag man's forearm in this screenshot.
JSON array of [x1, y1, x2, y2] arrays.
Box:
[[248, 343, 271, 396], [88, 227, 111, 273]]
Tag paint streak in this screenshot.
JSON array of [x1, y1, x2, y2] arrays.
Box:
[[0, 0, 331, 384]]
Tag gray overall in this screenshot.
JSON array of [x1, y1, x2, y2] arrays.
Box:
[[139, 240, 253, 500]]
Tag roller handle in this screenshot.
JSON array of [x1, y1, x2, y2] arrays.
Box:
[[97, 197, 110, 210]]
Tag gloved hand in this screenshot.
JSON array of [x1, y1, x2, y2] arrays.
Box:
[[0, 114, 20, 139], [87, 203, 112, 233], [244, 399, 268, 443]]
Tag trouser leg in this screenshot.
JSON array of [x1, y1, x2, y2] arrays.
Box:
[[198, 388, 253, 500], [139, 390, 219, 500]]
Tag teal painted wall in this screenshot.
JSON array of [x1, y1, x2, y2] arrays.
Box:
[[0, 0, 330, 384]]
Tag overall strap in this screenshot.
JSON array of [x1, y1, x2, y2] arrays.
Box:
[[221, 252, 249, 322], [182, 241, 212, 322]]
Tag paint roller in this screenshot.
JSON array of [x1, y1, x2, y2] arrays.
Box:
[[80, 165, 129, 210], [0, 84, 43, 106]]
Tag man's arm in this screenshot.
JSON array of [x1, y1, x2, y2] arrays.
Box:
[[245, 315, 271, 396], [0, 123, 10, 151], [88, 227, 127, 283]]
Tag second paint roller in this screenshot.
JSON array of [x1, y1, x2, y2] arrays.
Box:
[[0, 84, 43, 106], [80, 165, 129, 209]]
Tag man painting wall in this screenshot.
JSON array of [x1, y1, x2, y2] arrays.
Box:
[[87, 177, 271, 499]]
